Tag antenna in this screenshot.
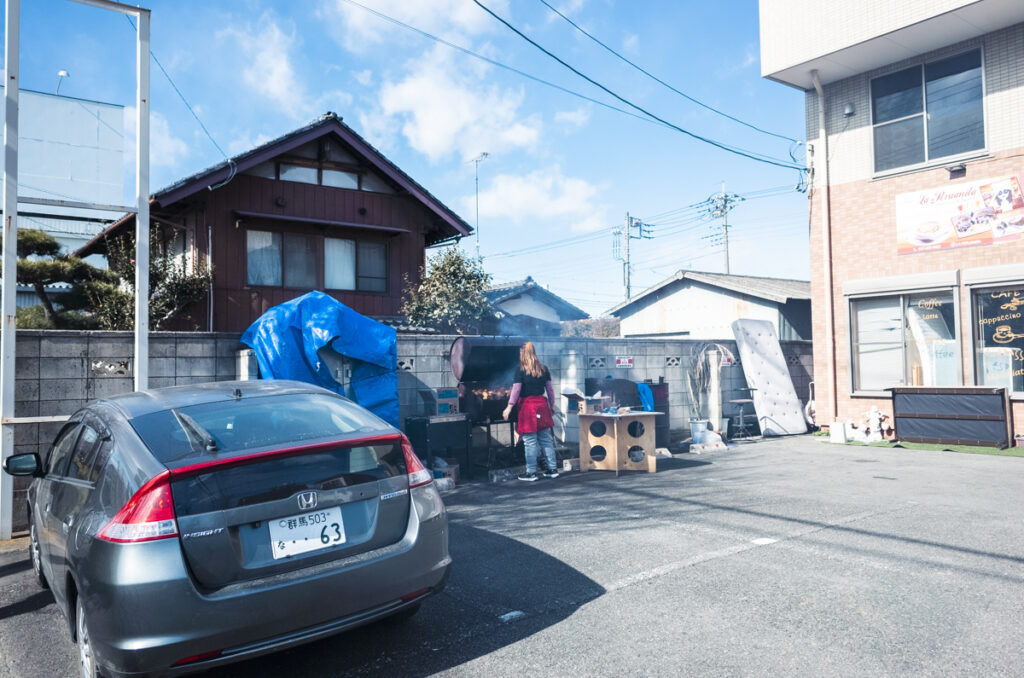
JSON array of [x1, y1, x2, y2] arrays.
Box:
[[56, 69, 69, 95]]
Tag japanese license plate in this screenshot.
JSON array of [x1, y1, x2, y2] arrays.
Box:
[[269, 506, 346, 559]]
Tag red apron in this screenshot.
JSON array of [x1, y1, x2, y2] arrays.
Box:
[[516, 395, 553, 434]]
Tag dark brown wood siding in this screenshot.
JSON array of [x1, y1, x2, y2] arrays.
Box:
[[166, 174, 438, 332]]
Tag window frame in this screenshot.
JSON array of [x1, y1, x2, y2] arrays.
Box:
[[245, 227, 389, 295], [248, 138, 397, 194], [869, 47, 987, 177], [969, 282, 1024, 397], [847, 287, 962, 396]]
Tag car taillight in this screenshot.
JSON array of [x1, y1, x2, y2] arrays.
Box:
[[98, 470, 179, 543], [401, 435, 433, 488]]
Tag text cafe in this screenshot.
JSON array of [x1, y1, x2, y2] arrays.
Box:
[[832, 172, 1024, 428]]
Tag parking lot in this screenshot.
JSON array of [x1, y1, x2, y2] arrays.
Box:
[[2, 435, 1024, 677]]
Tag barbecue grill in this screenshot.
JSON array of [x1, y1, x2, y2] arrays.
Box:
[[449, 336, 526, 422]]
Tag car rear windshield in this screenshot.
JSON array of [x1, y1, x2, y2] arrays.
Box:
[[130, 392, 391, 464]]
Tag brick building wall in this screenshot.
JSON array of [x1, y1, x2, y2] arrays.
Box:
[[805, 22, 1024, 427]]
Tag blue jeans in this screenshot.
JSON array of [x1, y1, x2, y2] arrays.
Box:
[[522, 427, 557, 474]]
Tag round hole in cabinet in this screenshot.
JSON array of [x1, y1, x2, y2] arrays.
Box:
[[627, 446, 645, 462], [590, 445, 607, 461], [589, 421, 607, 438], [627, 420, 645, 438]]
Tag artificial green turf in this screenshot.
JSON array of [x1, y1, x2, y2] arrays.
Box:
[[842, 440, 1024, 457]]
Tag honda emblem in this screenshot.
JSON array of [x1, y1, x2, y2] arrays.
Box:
[[297, 491, 318, 511]]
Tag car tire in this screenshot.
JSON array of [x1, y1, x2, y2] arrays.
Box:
[[28, 522, 47, 589], [76, 596, 100, 678]]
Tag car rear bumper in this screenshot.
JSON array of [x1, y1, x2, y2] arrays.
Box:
[[83, 506, 449, 677]]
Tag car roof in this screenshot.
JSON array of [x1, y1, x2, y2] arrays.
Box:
[[98, 380, 337, 419]]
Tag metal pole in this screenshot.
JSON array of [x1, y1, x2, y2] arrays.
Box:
[[624, 211, 631, 300], [0, 0, 19, 540], [134, 9, 150, 390], [721, 181, 730, 274]]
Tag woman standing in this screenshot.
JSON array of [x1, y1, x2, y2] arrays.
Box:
[[502, 341, 559, 482]]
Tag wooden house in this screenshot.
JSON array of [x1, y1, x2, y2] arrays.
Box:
[[78, 112, 472, 331]]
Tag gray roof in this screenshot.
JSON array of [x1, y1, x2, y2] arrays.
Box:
[[607, 270, 810, 316], [484, 276, 589, 321]]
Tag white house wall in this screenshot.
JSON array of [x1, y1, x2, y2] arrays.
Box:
[[619, 283, 781, 339], [498, 295, 562, 323]]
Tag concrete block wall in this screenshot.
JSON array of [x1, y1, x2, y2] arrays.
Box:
[[395, 335, 814, 444], [10, 331, 243, 531]]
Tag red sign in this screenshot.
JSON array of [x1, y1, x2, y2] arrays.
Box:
[[615, 356, 633, 368]]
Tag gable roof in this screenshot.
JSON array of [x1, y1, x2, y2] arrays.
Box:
[[607, 270, 810, 316], [485, 276, 589, 321], [76, 112, 471, 255]]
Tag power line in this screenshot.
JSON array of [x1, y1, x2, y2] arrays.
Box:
[[125, 15, 230, 164], [337, 0, 675, 131], [472, 0, 804, 171], [535, 0, 798, 143]]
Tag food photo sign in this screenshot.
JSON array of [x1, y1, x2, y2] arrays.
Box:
[[896, 174, 1024, 255]]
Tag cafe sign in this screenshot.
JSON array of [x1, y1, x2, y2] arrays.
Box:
[[896, 174, 1024, 255]]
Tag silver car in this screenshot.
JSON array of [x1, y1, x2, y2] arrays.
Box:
[[3, 380, 450, 677]]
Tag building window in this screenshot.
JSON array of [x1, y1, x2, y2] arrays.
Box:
[[850, 291, 958, 391], [247, 229, 387, 293], [973, 285, 1024, 394], [358, 242, 387, 291], [243, 138, 396, 194], [324, 237, 356, 290], [871, 49, 984, 173], [246, 230, 282, 286], [283, 233, 317, 288]]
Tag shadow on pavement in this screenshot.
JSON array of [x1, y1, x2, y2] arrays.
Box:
[[204, 522, 605, 677]]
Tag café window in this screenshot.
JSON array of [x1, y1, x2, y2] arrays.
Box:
[[973, 286, 1024, 394], [870, 49, 984, 173], [850, 291, 959, 392], [247, 229, 387, 293]]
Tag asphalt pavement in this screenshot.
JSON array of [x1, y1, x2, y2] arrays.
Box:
[[2, 435, 1024, 677]]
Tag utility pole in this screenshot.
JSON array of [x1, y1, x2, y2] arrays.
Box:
[[613, 211, 654, 300], [472, 152, 488, 258], [704, 182, 743, 274]]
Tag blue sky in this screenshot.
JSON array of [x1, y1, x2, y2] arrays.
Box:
[[10, 0, 809, 316]]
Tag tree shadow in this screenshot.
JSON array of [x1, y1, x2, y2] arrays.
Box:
[[205, 522, 605, 677]]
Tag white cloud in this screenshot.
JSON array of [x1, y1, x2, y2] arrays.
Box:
[[123, 107, 188, 168], [218, 12, 353, 120], [622, 33, 639, 53], [368, 46, 540, 162], [227, 132, 274, 156], [555, 107, 590, 127], [470, 165, 608, 232], [319, 0, 510, 52], [353, 69, 373, 86]]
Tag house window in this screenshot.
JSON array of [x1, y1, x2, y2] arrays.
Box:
[[247, 229, 387, 293], [246, 230, 282, 286], [279, 163, 318, 185], [358, 242, 387, 291], [973, 285, 1024, 394], [850, 291, 958, 392], [871, 49, 984, 173], [325, 237, 356, 290], [322, 169, 359, 189], [283, 233, 317, 288]]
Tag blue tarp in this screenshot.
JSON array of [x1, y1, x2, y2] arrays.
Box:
[[240, 291, 399, 426], [637, 382, 654, 412]]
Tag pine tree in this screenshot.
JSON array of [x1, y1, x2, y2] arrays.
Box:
[[5, 228, 117, 329], [401, 248, 492, 333]]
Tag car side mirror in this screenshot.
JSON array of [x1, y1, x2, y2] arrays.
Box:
[[3, 453, 41, 477]]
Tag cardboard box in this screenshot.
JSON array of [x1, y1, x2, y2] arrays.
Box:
[[435, 387, 459, 415], [432, 459, 460, 483], [562, 388, 613, 414]]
